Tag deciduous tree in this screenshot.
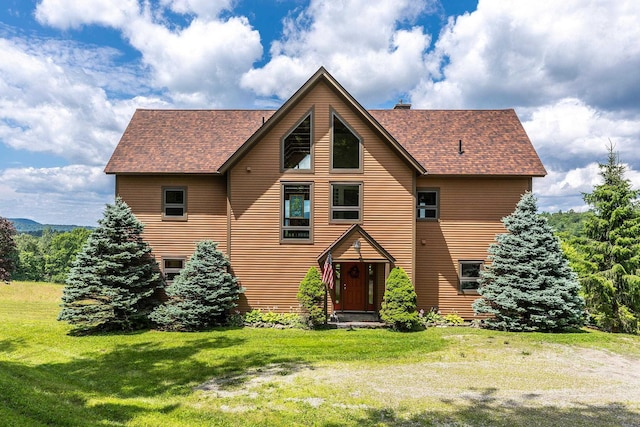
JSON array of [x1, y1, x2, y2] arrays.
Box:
[[0, 216, 18, 282]]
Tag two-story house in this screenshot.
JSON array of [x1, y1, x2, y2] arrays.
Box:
[[105, 67, 546, 319]]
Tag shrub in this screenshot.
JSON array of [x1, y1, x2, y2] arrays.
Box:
[[443, 313, 464, 325], [151, 241, 243, 331], [243, 309, 302, 328], [380, 267, 421, 331], [297, 266, 326, 327]]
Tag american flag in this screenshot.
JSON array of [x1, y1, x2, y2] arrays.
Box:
[[322, 252, 334, 289]]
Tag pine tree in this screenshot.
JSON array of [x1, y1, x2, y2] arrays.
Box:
[[380, 267, 421, 331], [0, 216, 18, 283], [58, 198, 164, 331], [473, 192, 584, 332], [150, 240, 243, 331], [297, 266, 326, 327], [581, 146, 640, 333]]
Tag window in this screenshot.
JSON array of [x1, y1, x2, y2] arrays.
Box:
[[163, 187, 186, 219], [163, 258, 185, 283], [283, 113, 312, 170], [331, 113, 361, 171], [417, 189, 438, 220], [282, 183, 312, 241], [331, 183, 361, 222], [460, 261, 483, 292]]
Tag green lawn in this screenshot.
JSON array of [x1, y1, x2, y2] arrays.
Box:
[[1, 282, 639, 426]]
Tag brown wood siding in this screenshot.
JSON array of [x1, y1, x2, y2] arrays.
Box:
[[415, 176, 531, 318], [116, 175, 228, 261], [229, 81, 415, 312]]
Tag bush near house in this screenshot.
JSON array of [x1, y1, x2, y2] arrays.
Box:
[[151, 241, 243, 331], [380, 267, 421, 331], [297, 266, 326, 327]]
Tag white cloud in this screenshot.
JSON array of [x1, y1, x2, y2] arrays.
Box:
[[241, 0, 435, 105], [35, 0, 263, 107], [411, 0, 640, 111], [522, 98, 640, 170], [0, 165, 114, 225]]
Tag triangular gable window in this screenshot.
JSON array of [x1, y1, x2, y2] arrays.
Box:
[[283, 113, 312, 170], [332, 113, 362, 171]]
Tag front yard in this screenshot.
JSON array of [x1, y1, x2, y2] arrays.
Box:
[[1, 282, 639, 426]]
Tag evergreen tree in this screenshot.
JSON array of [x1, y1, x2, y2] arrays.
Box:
[[380, 267, 421, 331], [473, 192, 584, 332], [297, 266, 326, 327], [150, 240, 243, 331], [0, 216, 18, 282], [58, 198, 164, 331], [581, 146, 640, 333]]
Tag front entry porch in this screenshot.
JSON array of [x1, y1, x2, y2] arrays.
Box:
[[317, 225, 396, 325]]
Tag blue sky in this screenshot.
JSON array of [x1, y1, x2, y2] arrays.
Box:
[[1, 0, 639, 225]]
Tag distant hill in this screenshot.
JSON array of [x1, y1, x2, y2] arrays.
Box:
[[8, 218, 95, 236]]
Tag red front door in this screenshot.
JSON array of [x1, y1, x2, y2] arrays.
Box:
[[341, 262, 365, 311]]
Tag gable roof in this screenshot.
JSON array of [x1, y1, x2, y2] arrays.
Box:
[[370, 109, 546, 176], [105, 68, 546, 177]]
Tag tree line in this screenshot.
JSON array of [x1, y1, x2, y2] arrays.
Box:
[[0, 225, 91, 283]]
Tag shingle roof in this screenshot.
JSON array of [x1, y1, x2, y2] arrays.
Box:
[[105, 107, 545, 176], [104, 109, 276, 174], [370, 109, 546, 176]]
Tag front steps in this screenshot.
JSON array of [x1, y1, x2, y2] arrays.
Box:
[[328, 312, 386, 329]]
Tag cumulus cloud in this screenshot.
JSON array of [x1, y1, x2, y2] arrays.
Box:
[[241, 0, 436, 105], [0, 165, 114, 225], [35, 0, 263, 107], [411, 0, 640, 111]]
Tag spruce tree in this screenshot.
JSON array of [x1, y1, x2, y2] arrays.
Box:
[[150, 240, 243, 331], [473, 192, 584, 332], [58, 198, 164, 331], [581, 146, 640, 333], [0, 216, 18, 283]]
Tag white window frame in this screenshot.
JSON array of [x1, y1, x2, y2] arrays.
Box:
[[330, 182, 362, 223], [163, 187, 187, 220]]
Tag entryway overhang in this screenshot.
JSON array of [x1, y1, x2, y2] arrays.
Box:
[[317, 224, 395, 264]]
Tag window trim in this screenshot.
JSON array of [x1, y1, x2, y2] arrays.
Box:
[[330, 182, 363, 223], [281, 109, 314, 172], [417, 188, 439, 221], [459, 260, 483, 294], [280, 181, 313, 244], [162, 257, 186, 284], [330, 110, 363, 173], [162, 187, 187, 221]]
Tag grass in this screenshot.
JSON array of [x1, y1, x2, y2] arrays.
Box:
[[1, 282, 639, 426]]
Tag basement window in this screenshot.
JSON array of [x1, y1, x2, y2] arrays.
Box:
[[283, 113, 312, 170], [459, 261, 483, 293], [163, 188, 187, 220], [163, 258, 185, 284]]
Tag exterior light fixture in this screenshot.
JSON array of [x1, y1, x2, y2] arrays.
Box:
[[353, 239, 361, 255]]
